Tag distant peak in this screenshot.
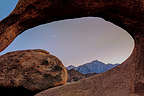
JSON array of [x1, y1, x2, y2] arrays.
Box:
[[67, 65, 76, 70], [68, 65, 75, 67]]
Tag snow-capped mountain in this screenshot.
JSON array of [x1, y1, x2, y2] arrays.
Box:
[[67, 65, 76, 70], [67, 60, 119, 74]]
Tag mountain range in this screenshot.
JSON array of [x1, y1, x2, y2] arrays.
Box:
[[67, 60, 119, 74]]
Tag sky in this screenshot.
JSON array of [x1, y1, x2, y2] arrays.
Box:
[[0, 0, 134, 67], [0, 0, 18, 20]]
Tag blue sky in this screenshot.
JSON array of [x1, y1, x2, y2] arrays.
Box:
[[0, 0, 18, 20], [0, 0, 134, 66]]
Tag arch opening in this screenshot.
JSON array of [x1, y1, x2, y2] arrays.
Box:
[[0, 0, 144, 95], [1, 17, 135, 73]]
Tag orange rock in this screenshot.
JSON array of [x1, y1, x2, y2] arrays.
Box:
[[0, 49, 67, 95], [1, 0, 144, 96]]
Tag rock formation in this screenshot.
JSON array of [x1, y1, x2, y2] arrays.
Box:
[[67, 69, 97, 82], [67, 69, 86, 82], [0, 0, 144, 96], [0, 49, 67, 96], [35, 61, 135, 96]]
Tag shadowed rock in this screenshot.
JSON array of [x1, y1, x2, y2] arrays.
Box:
[[35, 60, 134, 96], [67, 69, 86, 82], [0, 0, 144, 96], [0, 49, 67, 96], [67, 69, 97, 82]]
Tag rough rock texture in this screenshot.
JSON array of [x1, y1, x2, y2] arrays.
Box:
[[0, 0, 144, 96], [67, 69, 86, 82], [35, 61, 135, 96], [67, 69, 97, 82], [0, 49, 67, 96]]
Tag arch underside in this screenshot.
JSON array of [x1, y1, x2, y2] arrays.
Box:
[[0, 0, 144, 96]]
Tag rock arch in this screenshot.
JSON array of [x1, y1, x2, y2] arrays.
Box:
[[0, 0, 144, 95]]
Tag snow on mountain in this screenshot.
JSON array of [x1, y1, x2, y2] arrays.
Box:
[[67, 60, 119, 74]]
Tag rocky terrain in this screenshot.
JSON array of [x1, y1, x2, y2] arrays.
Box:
[[0, 49, 67, 96], [67, 69, 97, 82], [34, 60, 137, 96], [1, 0, 144, 96], [67, 69, 86, 82]]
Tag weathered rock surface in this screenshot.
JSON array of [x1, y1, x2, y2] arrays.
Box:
[[1, 0, 144, 96], [35, 60, 134, 96], [0, 0, 143, 53], [67, 69, 97, 82], [67, 69, 86, 82], [0, 49, 67, 95]]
